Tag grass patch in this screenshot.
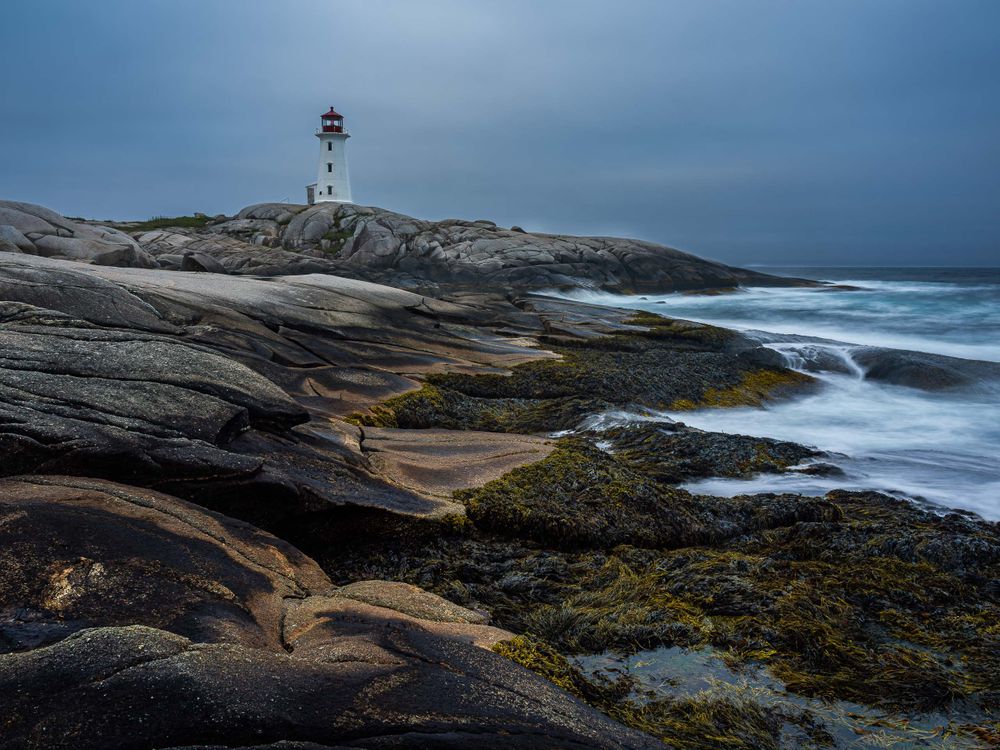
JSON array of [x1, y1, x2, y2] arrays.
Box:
[[321, 227, 354, 253], [124, 215, 213, 231]]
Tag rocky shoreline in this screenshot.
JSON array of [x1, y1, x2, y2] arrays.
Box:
[[1, 199, 813, 293], [0, 201, 997, 748]]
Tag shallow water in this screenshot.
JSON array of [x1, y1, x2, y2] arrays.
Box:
[[574, 647, 983, 748], [556, 268, 1000, 520]]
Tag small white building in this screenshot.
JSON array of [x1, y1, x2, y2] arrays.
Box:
[[307, 106, 352, 205]]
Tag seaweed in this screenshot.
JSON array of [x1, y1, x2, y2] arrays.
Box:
[[455, 438, 837, 551], [330, 309, 1000, 742], [494, 635, 831, 749], [603, 423, 818, 482], [669, 369, 814, 410], [350, 310, 815, 432]]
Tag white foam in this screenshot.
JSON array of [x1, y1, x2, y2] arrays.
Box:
[[550, 280, 1000, 519], [554, 283, 1000, 362]]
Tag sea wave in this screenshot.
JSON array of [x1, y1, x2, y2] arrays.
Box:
[[555, 272, 1000, 519]]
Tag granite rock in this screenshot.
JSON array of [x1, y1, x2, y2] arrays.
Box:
[[123, 201, 811, 293], [0, 201, 156, 268], [0, 224, 35, 252], [0, 253, 555, 525], [180, 250, 227, 273], [0, 476, 656, 749]]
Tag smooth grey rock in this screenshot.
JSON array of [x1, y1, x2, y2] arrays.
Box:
[[0, 224, 36, 251], [92, 224, 143, 246], [0, 205, 63, 236], [235, 201, 808, 293], [0, 253, 546, 522], [0, 305, 307, 487], [0, 256, 173, 330], [33, 234, 157, 268], [138, 228, 347, 277], [181, 250, 227, 273], [853, 346, 1000, 391], [49, 197, 809, 293], [157, 253, 184, 269], [138, 228, 194, 249], [0, 200, 84, 234], [236, 202, 309, 224], [0, 201, 155, 268]]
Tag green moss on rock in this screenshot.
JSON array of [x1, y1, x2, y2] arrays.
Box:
[[492, 635, 628, 704], [325, 484, 999, 716], [603, 423, 819, 483]]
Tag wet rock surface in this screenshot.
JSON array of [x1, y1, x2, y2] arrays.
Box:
[[355, 309, 815, 435], [852, 345, 1000, 390], [598, 422, 820, 483], [322, 464, 1000, 747], [318, 313, 1000, 747], [0, 475, 329, 652], [4, 249, 805, 746], [0, 476, 657, 749], [455, 438, 840, 550]]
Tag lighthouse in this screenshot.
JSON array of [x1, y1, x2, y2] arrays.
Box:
[[307, 106, 352, 205]]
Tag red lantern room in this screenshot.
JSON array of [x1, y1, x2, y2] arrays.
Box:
[[320, 106, 345, 133]]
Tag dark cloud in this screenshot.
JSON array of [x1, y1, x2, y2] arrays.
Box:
[[2, 0, 998, 265]]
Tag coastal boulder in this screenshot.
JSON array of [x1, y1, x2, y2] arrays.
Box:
[[233, 201, 806, 293], [0, 201, 156, 268], [180, 250, 227, 273], [0, 475, 329, 651], [0, 237, 22, 254], [0, 224, 35, 252], [0, 475, 658, 750], [137, 226, 345, 276], [8, 198, 806, 293], [853, 346, 1000, 391], [0, 276, 308, 491]]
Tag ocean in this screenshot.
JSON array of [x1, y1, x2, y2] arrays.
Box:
[[557, 267, 1000, 520]]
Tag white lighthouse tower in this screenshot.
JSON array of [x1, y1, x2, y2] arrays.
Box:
[[308, 106, 352, 204]]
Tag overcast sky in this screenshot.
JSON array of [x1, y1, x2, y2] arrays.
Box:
[[2, 1, 998, 266]]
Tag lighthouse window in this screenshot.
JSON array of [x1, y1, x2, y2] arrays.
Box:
[[327, 163, 333, 173], [327, 142, 332, 151], [327, 186, 332, 195]]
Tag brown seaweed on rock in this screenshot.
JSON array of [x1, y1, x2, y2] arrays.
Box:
[[355, 312, 816, 434], [598, 422, 820, 483], [456, 438, 840, 550], [335, 311, 1000, 746], [321, 458, 1000, 744]]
